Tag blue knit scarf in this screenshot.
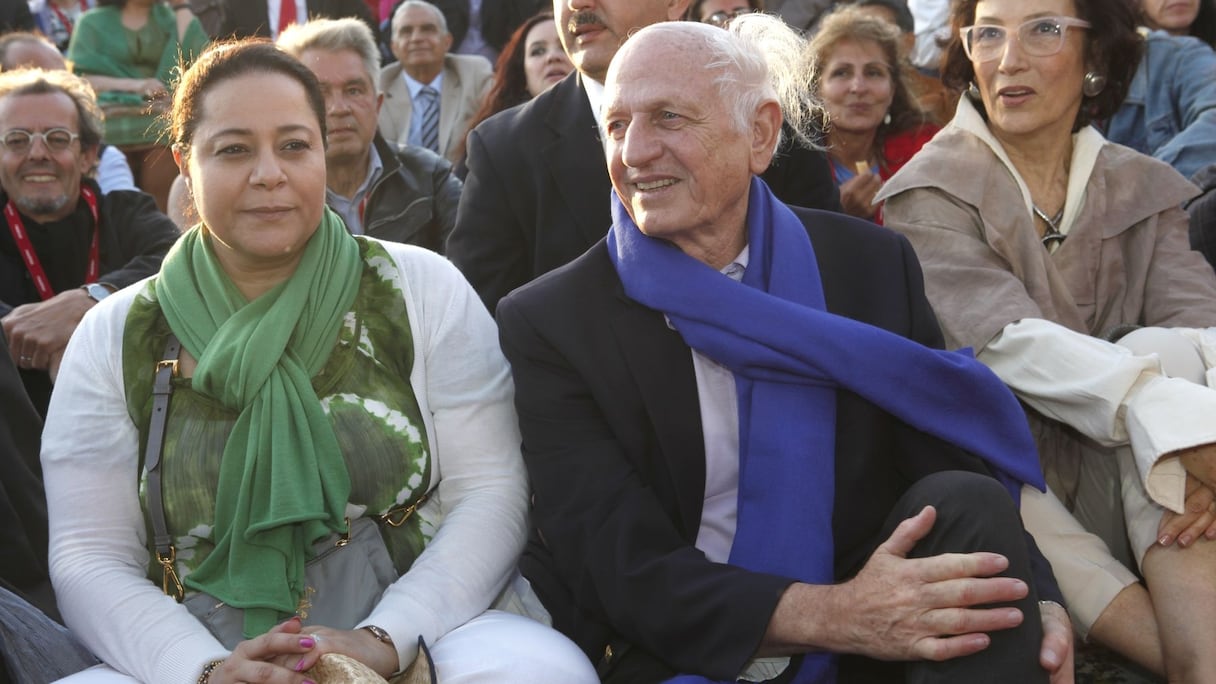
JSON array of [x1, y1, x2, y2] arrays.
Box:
[[607, 177, 1044, 684]]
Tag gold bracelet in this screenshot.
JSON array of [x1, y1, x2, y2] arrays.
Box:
[[197, 659, 224, 684]]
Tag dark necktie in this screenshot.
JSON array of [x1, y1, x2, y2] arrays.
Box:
[[417, 86, 440, 153]]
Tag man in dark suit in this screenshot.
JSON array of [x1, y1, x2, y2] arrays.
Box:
[[496, 17, 1073, 684], [447, 0, 841, 313], [217, 0, 376, 39]]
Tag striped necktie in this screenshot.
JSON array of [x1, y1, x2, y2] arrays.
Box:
[[417, 86, 440, 153]]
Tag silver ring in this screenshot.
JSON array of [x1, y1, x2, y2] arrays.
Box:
[[19, 355, 31, 362]]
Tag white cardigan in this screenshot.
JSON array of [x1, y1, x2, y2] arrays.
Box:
[[42, 240, 527, 683]]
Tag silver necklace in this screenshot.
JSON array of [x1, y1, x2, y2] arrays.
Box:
[[1032, 205, 1066, 249]]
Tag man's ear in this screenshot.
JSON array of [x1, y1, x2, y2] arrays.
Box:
[[171, 143, 190, 183], [78, 143, 100, 177], [749, 99, 783, 175]]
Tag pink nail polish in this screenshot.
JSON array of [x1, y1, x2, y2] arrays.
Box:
[[295, 658, 306, 672], [1158, 534, 1172, 546], [300, 637, 315, 649]]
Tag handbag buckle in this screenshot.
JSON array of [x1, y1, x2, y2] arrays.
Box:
[[157, 546, 184, 601], [155, 358, 179, 378], [380, 493, 429, 528], [335, 517, 352, 547]]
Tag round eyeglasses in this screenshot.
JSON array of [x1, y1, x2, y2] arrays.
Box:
[[959, 16, 1091, 63], [704, 7, 752, 28], [0, 128, 80, 155]]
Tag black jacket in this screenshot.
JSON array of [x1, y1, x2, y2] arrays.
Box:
[[362, 135, 462, 252]]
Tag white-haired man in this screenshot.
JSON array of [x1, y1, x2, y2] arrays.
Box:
[[447, 0, 841, 314], [276, 16, 462, 251], [497, 16, 1074, 684]]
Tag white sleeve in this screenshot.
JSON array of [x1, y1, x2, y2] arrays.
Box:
[[95, 146, 138, 194], [42, 288, 228, 684], [359, 243, 527, 667], [979, 318, 1216, 513]]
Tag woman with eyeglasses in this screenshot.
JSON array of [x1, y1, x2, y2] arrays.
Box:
[[686, 0, 762, 27], [877, 0, 1216, 679]]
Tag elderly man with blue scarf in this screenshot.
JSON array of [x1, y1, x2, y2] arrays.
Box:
[[496, 14, 1074, 684]]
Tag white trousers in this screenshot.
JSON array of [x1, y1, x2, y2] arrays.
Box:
[[54, 610, 598, 684]]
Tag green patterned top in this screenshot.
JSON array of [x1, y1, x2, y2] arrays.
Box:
[[121, 238, 433, 588]]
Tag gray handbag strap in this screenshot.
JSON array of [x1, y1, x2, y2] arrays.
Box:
[[144, 332, 183, 600]]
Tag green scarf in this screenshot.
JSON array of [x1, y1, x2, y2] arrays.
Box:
[[155, 208, 360, 638]]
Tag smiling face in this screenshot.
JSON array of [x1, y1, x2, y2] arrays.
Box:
[[523, 19, 573, 97], [553, 0, 689, 84], [391, 4, 452, 82], [0, 92, 96, 223], [817, 38, 895, 137], [179, 71, 327, 279], [602, 26, 778, 264], [297, 47, 380, 168], [971, 0, 1088, 148], [1141, 0, 1201, 33]]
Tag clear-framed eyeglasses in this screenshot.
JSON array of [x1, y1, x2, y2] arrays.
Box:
[[704, 7, 752, 28], [959, 16, 1092, 63], [0, 128, 80, 155]]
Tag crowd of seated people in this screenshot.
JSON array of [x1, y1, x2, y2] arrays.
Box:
[[2, 0, 1216, 681]]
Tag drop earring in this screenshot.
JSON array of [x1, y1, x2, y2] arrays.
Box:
[[1083, 71, 1107, 97], [967, 81, 980, 100], [883, 112, 891, 126]]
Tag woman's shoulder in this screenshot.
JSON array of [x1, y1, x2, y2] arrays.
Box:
[[877, 125, 998, 205], [1092, 140, 1201, 223]]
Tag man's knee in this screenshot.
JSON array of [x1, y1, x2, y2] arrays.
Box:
[[899, 471, 1023, 555]]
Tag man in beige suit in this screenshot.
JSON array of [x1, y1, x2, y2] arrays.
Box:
[[378, 0, 492, 163]]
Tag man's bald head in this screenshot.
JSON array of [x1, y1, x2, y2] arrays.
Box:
[[0, 33, 67, 72]]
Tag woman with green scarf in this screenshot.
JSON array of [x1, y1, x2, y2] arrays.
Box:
[[67, 0, 209, 211], [41, 40, 596, 684]]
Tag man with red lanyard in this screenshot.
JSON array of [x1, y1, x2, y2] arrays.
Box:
[[0, 69, 178, 416]]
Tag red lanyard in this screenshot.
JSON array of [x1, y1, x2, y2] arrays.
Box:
[[49, 4, 74, 34], [4, 186, 101, 301]]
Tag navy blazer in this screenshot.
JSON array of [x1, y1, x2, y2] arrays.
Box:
[[449, 72, 841, 313], [497, 206, 1059, 682]]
